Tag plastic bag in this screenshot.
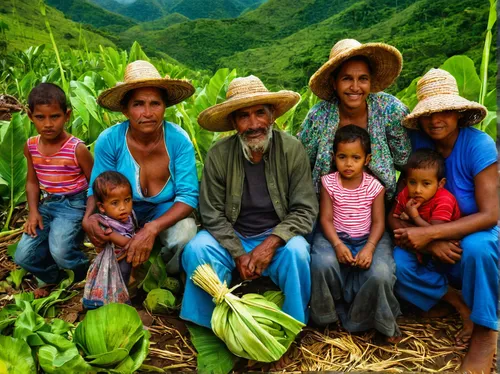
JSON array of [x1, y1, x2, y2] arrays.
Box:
[[83, 244, 130, 309]]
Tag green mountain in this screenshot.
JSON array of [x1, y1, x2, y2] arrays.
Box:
[[170, 0, 245, 19], [45, 0, 137, 34], [0, 0, 116, 52], [88, 0, 169, 22], [120, 0, 494, 93]]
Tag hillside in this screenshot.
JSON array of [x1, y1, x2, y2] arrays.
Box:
[[121, 0, 494, 92], [0, 0, 116, 53], [45, 0, 137, 34], [88, 0, 169, 21]]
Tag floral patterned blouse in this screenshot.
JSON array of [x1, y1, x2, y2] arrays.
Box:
[[298, 92, 411, 200]]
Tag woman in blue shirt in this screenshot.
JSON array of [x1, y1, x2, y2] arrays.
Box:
[[391, 69, 498, 374], [83, 60, 199, 274]]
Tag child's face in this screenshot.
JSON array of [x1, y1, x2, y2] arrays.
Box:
[[28, 102, 70, 142], [334, 140, 370, 180], [406, 167, 445, 203], [97, 185, 133, 223]]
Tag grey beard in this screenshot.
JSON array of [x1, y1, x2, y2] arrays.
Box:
[[238, 126, 273, 163]]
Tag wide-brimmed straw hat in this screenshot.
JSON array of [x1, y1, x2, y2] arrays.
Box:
[[197, 75, 300, 132], [404, 69, 487, 129], [97, 60, 195, 111], [309, 39, 403, 101]]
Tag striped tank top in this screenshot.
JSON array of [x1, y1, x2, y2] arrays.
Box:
[[28, 135, 88, 195]]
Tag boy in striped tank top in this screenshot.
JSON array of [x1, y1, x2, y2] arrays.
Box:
[[311, 124, 401, 343], [14, 83, 94, 289]]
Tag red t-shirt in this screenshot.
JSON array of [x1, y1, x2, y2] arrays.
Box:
[[394, 186, 461, 223]]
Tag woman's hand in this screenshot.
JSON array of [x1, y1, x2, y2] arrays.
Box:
[[25, 211, 43, 237], [126, 221, 159, 267], [334, 242, 355, 265], [82, 214, 112, 247], [394, 226, 433, 250], [427, 240, 462, 264], [355, 245, 375, 269]]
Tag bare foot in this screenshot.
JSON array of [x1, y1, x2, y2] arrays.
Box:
[[420, 301, 454, 318], [455, 317, 474, 347], [386, 335, 402, 344], [460, 325, 497, 373], [33, 288, 50, 298]]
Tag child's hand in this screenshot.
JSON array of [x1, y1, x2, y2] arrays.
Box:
[[24, 211, 44, 237], [354, 245, 374, 269], [398, 212, 410, 221], [404, 198, 422, 220], [334, 242, 355, 265]]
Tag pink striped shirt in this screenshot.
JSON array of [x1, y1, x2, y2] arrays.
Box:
[[28, 135, 88, 195], [321, 172, 384, 238]]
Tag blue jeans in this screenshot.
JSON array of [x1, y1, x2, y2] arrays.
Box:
[[14, 191, 89, 284], [310, 231, 400, 337], [394, 226, 500, 330], [133, 201, 197, 274], [180, 229, 311, 328]]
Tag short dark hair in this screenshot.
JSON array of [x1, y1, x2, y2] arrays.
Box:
[[331, 55, 373, 81], [406, 148, 445, 180], [333, 124, 371, 155], [92, 171, 132, 204], [119, 87, 169, 109], [28, 83, 68, 112]]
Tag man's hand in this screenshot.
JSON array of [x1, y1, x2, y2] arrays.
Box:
[[334, 242, 355, 265], [235, 253, 258, 280], [427, 240, 462, 264], [25, 211, 44, 237], [247, 241, 278, 276], [404, 198, 422, 220], [82, 214, 112, 246], [126, 221, 159, 267], [394, 226, 433, 250], [354, 245, 374, 269]]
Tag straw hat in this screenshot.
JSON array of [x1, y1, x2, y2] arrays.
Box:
[[404, 69, 487, 129], [97, 60, 195, 111], [309, 39, 403, 101], [197, 75, 300, 132]]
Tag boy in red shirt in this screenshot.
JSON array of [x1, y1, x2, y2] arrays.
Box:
[[391, 148, 471, 345]]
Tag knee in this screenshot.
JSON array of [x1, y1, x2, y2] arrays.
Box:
[[14, 237, 31, 266], [393, 248, 416, 280], [461, 231, 498, 265], [311, 250, 337, 274], [182, 231, 214, 269], [168, 218, 198, 249], [368, 263, 394, 287], [283, 236, 310, 265]]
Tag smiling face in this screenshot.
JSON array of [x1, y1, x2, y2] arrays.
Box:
[[406, 167, 445, 204], [97, 184, 133, 223], [334, 139, 371, 182], [122, 87, 167, 135], [418, 110, 460, 143], [28, 102, 70, 143], [233, 104, 273, 153], [332, 59, 371, 110]]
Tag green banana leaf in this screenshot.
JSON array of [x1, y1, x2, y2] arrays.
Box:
[[143, 288, 177, 314], [0, 113, 28, 230], [6, 268, 27, 289], [440, 55, 481, 101], [13, 301, 46, 343], [0, 336, 36, 374], [74, 303, 150, 370], [187, 324, 237, 374]]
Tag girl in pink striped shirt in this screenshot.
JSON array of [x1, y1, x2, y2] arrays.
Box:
[[311, 124, 401, 343]]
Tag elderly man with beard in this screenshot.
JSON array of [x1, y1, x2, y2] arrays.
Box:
[[180, 76, 318, 328]]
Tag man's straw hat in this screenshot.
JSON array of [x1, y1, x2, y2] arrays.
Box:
[[403, 69, 487, 129], [97, 60, 195, 111], [309, 39, 403, 101], [197, 75, 300, 132]]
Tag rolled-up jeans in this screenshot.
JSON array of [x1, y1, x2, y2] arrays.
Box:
[[133, 200, 197, 274], [14, 190, 89, 284]]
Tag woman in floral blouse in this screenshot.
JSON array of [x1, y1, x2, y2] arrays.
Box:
[[299, 39, 411, 201], [301, 39, 410, 336]]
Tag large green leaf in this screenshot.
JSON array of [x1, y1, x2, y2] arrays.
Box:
[[187, 324, 238, 374], [440, 55, 481, 101], [0, 113, 28, 230], [0, 336, 36, 374], [37, 332, 93, 373]]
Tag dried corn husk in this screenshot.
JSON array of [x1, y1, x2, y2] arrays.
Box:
[[191, 264, 304, 362]]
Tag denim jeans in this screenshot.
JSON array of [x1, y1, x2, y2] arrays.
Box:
[[310, 230, 400, 337], [133, 200, 197, 274], [14, 191, 89, 284]]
